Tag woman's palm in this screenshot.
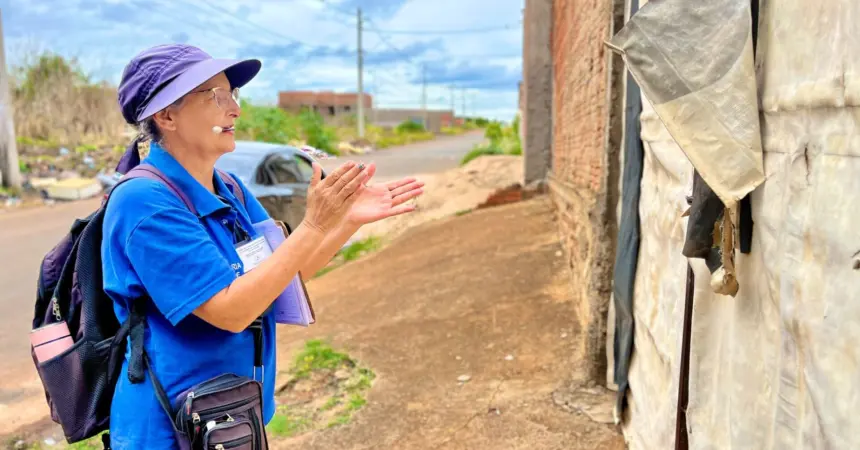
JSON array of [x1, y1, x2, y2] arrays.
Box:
[[343, 163, 424, 225]]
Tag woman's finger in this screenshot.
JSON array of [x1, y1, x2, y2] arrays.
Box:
[[385, 203, 418, 218], [321, 161, 356, 189], [391, 187, 424, 207], [331, 162, 364, 193], [363, 162, 377, 184], [339, 166, 370, 201], [390, 180, 425, 198], [309, 161, 323, 189], [385, 177, 417, 191]]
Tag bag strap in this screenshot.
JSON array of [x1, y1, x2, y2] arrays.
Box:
[[216, 169, 246, 207], [118, 165, 261, 425], [112, 164, 198, 215]]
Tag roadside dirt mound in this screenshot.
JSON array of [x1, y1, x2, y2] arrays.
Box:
[[360, 154, 524, 240]]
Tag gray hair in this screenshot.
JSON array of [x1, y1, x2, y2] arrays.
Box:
[[135, 96, 186, 146]]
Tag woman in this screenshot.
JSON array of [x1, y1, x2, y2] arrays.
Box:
[[102, 44, 423, 448]]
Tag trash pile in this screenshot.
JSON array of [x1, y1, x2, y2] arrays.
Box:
[[3, 143, 126, 209]]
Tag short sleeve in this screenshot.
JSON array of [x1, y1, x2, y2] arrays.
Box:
[[107, 180, 237, 325]]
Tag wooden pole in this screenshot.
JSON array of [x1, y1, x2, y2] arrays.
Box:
[[0, 8, 21, 190]]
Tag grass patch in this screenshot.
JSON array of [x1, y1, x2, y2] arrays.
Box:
[[314, 236, 383, 278], [460, 115, 523, 166], [292, 339, 351, 379], [268, 408, 312, 438], [269, 340, 376, 440], [341, 236, 382, 262], [327, 412, 352, 428], [461, 143, 503, 165]]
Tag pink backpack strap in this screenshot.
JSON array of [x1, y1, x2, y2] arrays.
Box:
[[216, 169, 245, 206]]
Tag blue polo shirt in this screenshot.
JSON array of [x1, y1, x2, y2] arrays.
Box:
[[102, 142, 277, 449]]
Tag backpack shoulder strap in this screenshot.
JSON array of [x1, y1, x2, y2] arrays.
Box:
[[110, 164, 198, 216], [216, 169, 246, 207]]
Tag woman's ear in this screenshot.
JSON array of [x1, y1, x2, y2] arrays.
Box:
[[154, 96, 188, 133], [152, 107, 178, 133]]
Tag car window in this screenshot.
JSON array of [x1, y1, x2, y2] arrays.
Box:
[[294, 156, 314, 181], [267, 155, 303, 184]]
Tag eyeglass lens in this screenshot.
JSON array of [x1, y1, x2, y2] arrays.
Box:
[[214, 87, 240, 109]]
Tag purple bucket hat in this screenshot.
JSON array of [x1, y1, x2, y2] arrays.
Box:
[[118, 44, 261, 124], [115, 44, 261, 173]]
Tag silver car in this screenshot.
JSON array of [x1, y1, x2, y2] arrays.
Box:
[[215, 140, 320, 232]]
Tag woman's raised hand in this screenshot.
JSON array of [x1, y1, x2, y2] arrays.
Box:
[[301, 161, 368, 233]]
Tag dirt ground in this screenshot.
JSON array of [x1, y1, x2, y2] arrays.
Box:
[[272, 197, 626, 450], [358, 154, 524, 241], [3, 175, 626, 449]]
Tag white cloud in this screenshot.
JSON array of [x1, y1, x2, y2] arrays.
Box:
[[1, 0, 524, 120]]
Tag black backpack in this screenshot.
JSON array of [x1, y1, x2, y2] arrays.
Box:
[[31, 162, 245, 445]]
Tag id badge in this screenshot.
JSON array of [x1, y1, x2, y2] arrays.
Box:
[[235, 236, 273, 273]]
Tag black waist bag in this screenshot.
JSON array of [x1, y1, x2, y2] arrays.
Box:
[[170, 373, 268, 450], [126, 304, 270, 450]]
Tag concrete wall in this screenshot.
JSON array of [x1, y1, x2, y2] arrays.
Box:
[[372, 108, 454, 133], [522, 0, 553, 187], [549, 0, 625, 384]]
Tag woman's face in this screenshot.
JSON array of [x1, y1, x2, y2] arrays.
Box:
[[158, 71, 241, 156]]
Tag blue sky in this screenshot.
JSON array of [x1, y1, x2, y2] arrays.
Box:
[[2, 0, 524, 120]]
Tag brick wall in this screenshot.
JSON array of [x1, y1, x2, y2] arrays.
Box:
[[550, 0, 625, 384]]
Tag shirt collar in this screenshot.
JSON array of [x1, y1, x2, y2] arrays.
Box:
[[145, 142, 232, 217]]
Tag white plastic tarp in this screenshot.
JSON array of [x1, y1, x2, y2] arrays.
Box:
[[619, 0, 860, 449], [607, 0, 765, 208]]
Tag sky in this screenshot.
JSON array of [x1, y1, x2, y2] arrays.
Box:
[[2, 0, 524, 120]]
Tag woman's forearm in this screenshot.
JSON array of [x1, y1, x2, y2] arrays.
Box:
[[193, 221, 326, 332], [300, 220, 361, 277]]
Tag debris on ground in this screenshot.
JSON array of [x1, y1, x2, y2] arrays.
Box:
[[42, 178, 102, 201]]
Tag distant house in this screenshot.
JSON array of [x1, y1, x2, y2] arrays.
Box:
[[277, 90, 457, 133], [278, 91, 373, 125]]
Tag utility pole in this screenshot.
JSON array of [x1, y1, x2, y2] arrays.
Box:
[[471, 91, 477, 119], [461, 87, 467, 120], [450, 85, 456, 116], [356, 7, 365, 138], [421, 64, 428, 129], [369, 69, 377, 125], [0, 8, 21, 190]]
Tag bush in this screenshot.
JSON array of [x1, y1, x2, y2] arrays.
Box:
[[459, 113, 523, 165], [235, 101, 300, 144], [460, 143, 503, 165], [484, 122, 504, 144], [395, 120, 426, 134], [298, 109, 338, 154], [11, 52, 126, 150]]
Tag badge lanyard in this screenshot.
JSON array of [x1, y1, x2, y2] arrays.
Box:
[[218, 205, 265, 385]]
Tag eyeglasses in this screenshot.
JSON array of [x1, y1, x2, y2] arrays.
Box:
[[190, 86, 240, 110]]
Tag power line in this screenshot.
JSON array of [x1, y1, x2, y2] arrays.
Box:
[[363, 18, 418, 64], [373, 24, 520, 35], [315, 0, 356, 19], [194, 0, 319, 49], [356, 7, 365, 138]]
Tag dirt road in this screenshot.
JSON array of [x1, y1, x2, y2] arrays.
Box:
[[273, 198, 625, 449], [0, 132, 482, 437]]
